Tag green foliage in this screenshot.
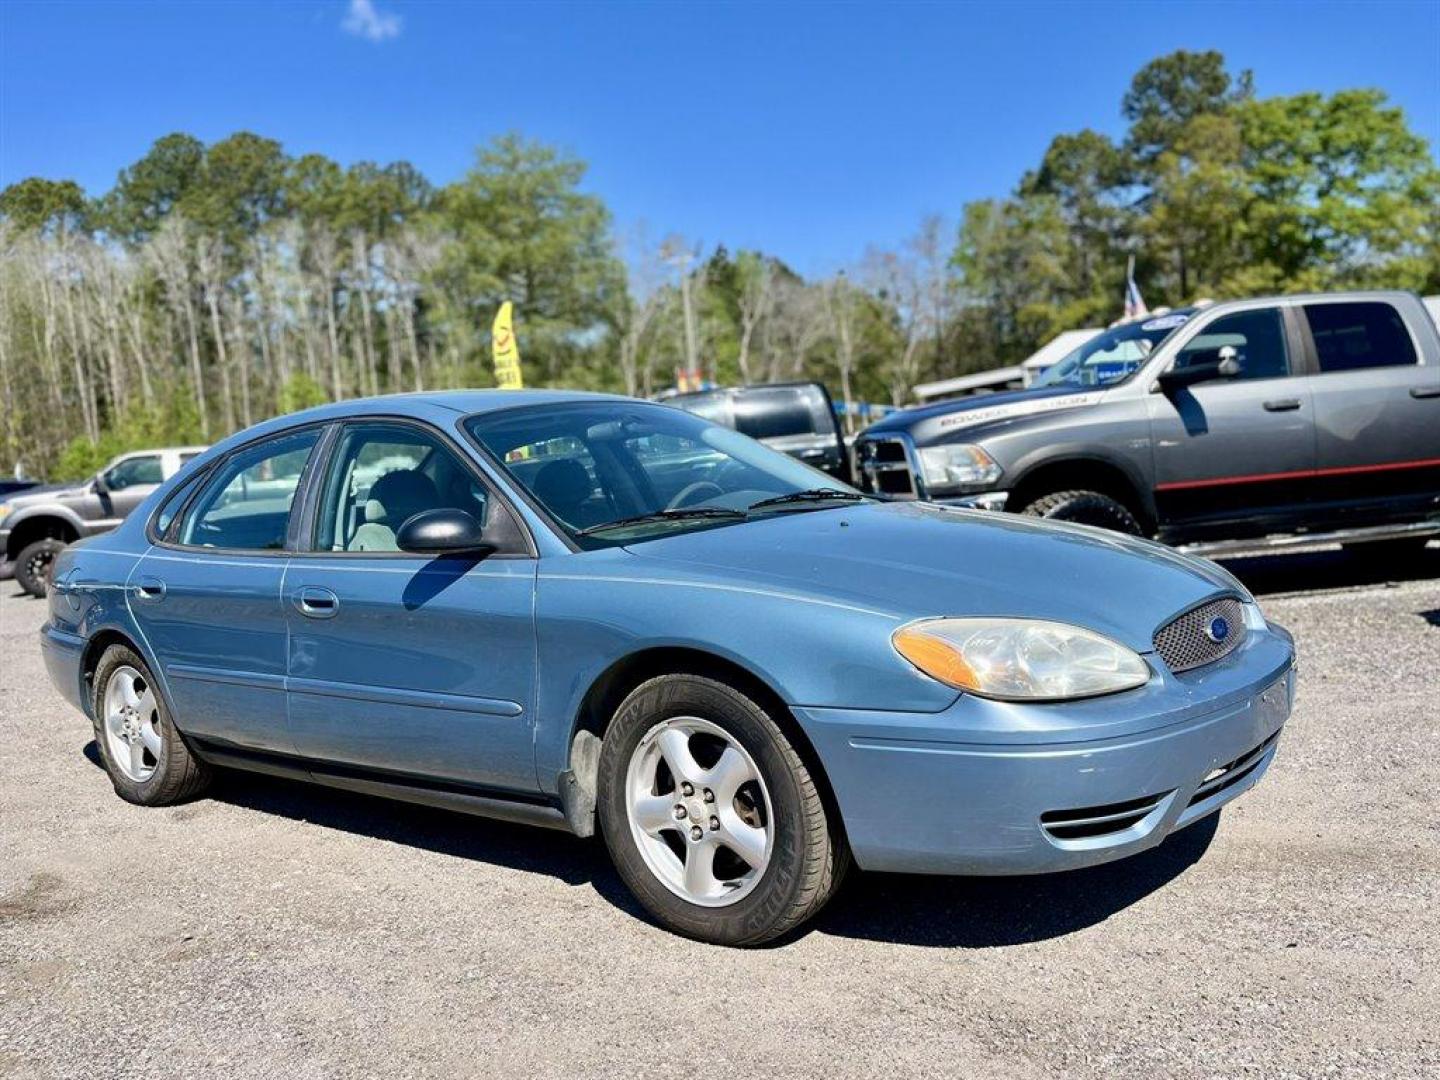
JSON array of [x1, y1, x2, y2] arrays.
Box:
[[436, 133, 626, 385], [51, 387, 205, 481], [0, 177, 90, 235], [955, 49, 1438, 370], [276, 372, 330, 415]]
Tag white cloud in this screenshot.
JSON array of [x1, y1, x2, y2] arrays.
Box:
[[342, 0, 402, 43]]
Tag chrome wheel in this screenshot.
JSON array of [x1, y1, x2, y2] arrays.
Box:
[[103, 665, 162, 783], [625, 715, 773, 907]]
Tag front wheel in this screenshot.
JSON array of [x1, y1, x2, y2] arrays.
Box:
[[15, 538, 67, 597], [597, 674, 848, 946], [1021, 489, 1143, 536]]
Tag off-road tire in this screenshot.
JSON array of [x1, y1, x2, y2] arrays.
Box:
[[597, 674, 848, 946], [91, 644, 212, 806], [15, 538, 67, 598], [1022, 489, 1143, 536]]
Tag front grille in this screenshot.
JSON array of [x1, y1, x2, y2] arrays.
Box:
[[1153, 597, 1246, 673], [1187, 733, 1278, 807], [1040, 791, 1169, 842], [856, 438, 917, 497]]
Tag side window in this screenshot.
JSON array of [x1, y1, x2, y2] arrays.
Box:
[[1174, 309, 1289, 381], [152, 467, 209, 539], [105, 455, 163, 490], [178, 430, 319, 551], [1305, 302, 1418, 373], [315, 423, 509, 553]]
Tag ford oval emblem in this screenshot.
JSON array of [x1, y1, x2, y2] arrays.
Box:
[[1204, 616, 1231, 644]]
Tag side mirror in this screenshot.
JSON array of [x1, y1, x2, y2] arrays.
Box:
[[395, 508, 494, 557], [92, 473, 109, 495], [1216, 344, 1242, 378], [1158, 347, 1242, 392]]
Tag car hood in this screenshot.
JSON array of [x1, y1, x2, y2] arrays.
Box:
[[859, 385, 1107, 443], [624, 502, 1241, 653], [2, 482, 86, 507]]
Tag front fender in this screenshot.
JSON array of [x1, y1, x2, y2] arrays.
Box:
[[530, 549, 959, 793], [5, 504, 89, 558]]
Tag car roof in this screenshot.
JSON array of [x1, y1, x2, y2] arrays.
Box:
[[188, 389, 643, 466]]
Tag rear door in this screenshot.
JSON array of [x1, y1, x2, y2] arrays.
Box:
[[1298, 298, 1440, 527], [283, 419, 540, 794], [128, 426, 325, 756], [1148, 305, 1316, 539]]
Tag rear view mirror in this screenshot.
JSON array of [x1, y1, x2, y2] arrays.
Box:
[[395, 509, 494, 557]]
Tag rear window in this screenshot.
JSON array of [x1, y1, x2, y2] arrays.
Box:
[[1305, 302, 1417, 373], [731, 386, 832, 439]]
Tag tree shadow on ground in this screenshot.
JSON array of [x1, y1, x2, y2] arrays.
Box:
[[82, 738, 1221, 948]]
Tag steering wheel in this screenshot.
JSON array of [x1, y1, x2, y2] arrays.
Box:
[[666, 481, 725, 510]]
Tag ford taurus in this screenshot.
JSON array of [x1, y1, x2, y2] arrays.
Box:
[[40, 391, 1296, 944]]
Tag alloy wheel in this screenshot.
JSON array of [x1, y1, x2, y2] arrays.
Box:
[[103, 665, 162, 782], [625, 716, 773, 907]]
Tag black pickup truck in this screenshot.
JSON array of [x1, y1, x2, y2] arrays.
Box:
[[854, 290, 1440, 557]]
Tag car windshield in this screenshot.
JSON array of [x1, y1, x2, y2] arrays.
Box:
[[466, 401, 856, 547], [1033, 310, 1195, 389]]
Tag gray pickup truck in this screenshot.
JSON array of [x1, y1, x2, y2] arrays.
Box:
[[0, 446, 205, 596], [854, 290, 1440, 556]]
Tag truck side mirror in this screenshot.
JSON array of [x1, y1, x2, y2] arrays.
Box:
[[1216, 345, 1241, 378], [92, 473, 109, 495]]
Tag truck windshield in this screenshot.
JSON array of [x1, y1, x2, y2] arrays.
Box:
[[1033, 310, 1195, 389]]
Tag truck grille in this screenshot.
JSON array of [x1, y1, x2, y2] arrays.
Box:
[[1153, 597, 1246, 673], [856, 438, 917, 497]]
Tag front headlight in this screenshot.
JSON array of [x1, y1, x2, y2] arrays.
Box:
[[0, 502, 11, 523], [917, 444, 1002, 491], [892, 617, 1151, 701]]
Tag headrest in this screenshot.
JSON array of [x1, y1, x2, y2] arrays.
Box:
[[532, 458, 592, 508], [364, 469, 439, 526]]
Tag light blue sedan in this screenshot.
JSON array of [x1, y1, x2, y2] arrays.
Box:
[[40, 392, 1295, 944]]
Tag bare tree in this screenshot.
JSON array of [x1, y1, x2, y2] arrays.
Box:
[[732, 251, 776, 384]]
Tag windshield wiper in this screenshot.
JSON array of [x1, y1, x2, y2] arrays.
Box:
[[746, 488, 874, 512], [576, 507, 747, 536]]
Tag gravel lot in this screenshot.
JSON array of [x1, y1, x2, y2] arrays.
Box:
[[2, 549, 1437, 1079]]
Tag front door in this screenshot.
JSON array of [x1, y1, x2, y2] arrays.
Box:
[[1149, 306, 1317, 540], [284, 420, 539, 795], [1299, 298, 1440, 527], [128, 427, 323, 755]]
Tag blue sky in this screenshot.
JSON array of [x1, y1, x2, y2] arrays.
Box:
[[2, 0, 1437, 276]]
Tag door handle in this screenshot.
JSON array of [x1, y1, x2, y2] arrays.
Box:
[[1410, 385, 1440, 399], [131, 576, 166, 602], [294, 586, 339, 619], [1262, 398, 1302, 412]]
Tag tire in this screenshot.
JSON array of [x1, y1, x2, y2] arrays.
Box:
[[91, 644, 212, 806], [596, 674, 848, 946], [1021, 489, 1143, 536], [14, 538, 67, 598]]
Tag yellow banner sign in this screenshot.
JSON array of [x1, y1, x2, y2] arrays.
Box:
[[491, 301, 524, 389]]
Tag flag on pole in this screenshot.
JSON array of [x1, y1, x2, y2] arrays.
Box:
[[1123, 255, 1148, 321], [491, 302, 524, 389]]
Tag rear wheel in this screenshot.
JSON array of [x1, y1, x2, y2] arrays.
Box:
[[92, 644, 211, 806], [1021, 489, 1143, 536], [15, 538, 67, 597], [596, 674, 848, 946]]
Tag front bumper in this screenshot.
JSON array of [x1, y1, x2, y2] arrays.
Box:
[[793, 624, 1295, 875]]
